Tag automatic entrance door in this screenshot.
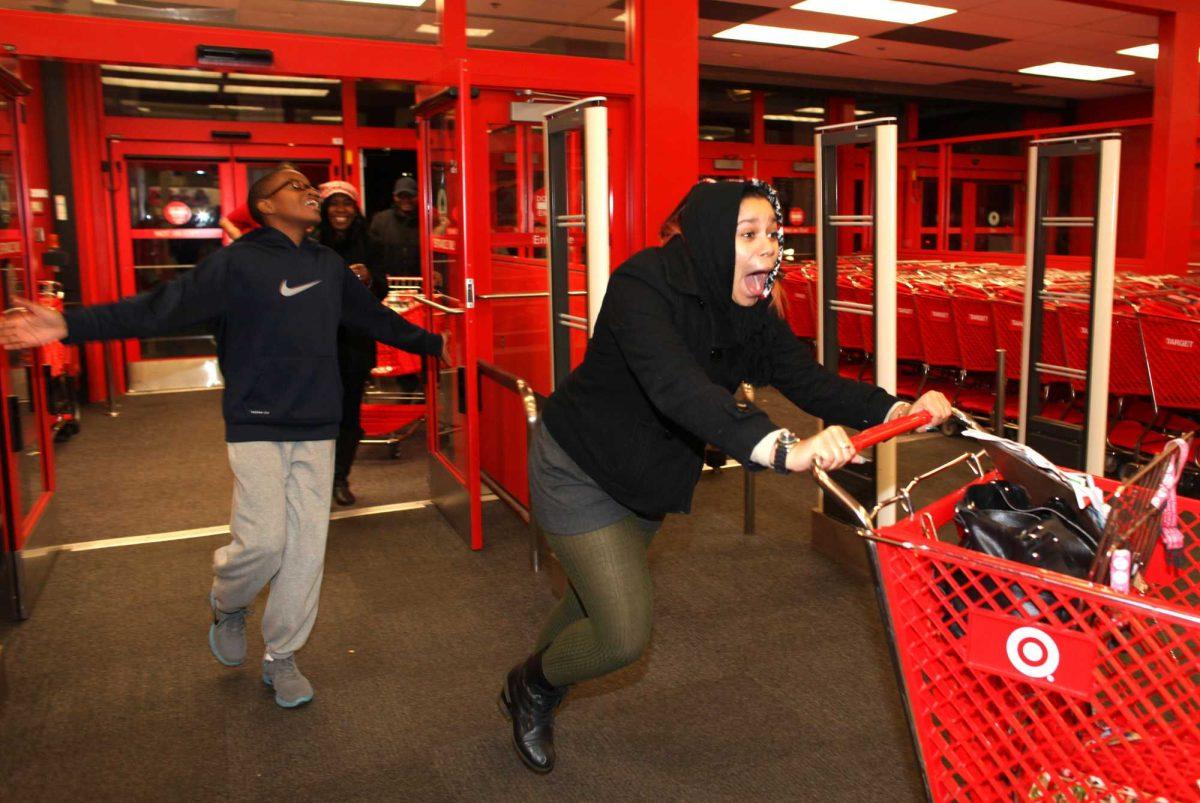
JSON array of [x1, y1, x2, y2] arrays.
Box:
[[811, 118, 900, 540], [415, 87, 484, 549], [1018, 133, 1120, 475], [0, 63, 54, 620]]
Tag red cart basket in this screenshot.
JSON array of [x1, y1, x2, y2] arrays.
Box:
[[816, 412, 1200, 802]]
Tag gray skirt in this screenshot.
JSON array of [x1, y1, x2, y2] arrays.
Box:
[[528, 423, 662, 536]]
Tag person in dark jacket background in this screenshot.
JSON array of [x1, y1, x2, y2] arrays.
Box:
[[0, 167, 450, 709], [368, 175, 420, 278], [499, 180, 951, 773], [315, 181, 387, 506]]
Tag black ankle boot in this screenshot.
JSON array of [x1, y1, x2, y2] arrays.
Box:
[[499, 651, 568, 773], [332, 481, 355, 506]]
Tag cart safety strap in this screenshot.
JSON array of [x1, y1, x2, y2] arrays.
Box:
[[1151, 439, 1190, 570]]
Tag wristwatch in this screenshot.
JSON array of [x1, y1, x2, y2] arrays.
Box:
[[772, 429, 799, 474]]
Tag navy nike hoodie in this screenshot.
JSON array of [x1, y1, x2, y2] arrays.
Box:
[[64, 226, 443, 443]]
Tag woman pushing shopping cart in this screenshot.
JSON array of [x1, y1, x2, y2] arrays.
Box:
[[820, 408, 1200, 802]]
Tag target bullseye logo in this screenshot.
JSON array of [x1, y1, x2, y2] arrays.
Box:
[[1005, 626, 1060, 680], [968, 611, 1097, 698]]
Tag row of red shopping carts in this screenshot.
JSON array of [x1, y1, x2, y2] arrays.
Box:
[[778, 259, 1200, 485]]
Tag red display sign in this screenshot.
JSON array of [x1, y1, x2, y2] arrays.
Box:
[[788, 208, 806, 226], [967, 610, 1098, 699], [163, 201, 193, 227], [534, 187, 548, 223]]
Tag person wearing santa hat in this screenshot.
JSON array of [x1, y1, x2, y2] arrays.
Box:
[[314, 180, 388, 506]]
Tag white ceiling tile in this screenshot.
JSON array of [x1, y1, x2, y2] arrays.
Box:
[[970, 0, 1125, 25], [919, 10, 1064, 40], [1083, 13, 1159, 39]]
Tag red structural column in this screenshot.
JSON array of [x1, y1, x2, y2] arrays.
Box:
[[638, 0, 698, 246], [1144, 10, 1200, 273], [65, 63, 123, 401]]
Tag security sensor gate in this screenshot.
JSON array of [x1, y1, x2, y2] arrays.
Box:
[[813, 117, 900, 530], [542, 97, 609, 388], [1018, 133, 1120, 475]]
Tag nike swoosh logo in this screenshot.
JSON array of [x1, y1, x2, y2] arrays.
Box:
[[279, 279, 321, 297]]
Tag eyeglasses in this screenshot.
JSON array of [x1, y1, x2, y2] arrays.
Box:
[[265, 178, 315, 198]]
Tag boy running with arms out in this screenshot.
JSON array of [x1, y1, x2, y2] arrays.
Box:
[[0, 168, 449, 708]]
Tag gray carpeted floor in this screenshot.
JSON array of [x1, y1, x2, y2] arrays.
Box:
[[31, 391, 431, 548], [0, 437, 970, 800], [0, 384, 992, 800]]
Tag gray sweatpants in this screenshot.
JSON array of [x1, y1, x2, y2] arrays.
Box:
[[211, 440, 335, 659]]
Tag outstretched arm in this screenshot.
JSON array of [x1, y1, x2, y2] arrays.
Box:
[[763, 312, 950, 431], [0, 297, 67, 349], [339, 268, 448, 360], [1, 255, 228, 348]]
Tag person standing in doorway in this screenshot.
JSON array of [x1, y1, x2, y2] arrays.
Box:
[[0, 167, 450, 709], [368, 176, 421, 279], [314, 180, 387, 506]]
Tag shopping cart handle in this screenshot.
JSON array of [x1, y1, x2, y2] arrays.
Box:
[[850, 411, 933, 452]]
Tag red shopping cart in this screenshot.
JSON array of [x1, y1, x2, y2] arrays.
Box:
[[815, 411, 1200, 802], [360, 300, 426, 455]]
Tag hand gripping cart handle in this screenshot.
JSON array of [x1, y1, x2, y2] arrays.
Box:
[[808, 409, 1200, 802], [815, 408, 988, 532]]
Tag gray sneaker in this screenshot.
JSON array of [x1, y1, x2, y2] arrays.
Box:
[[262, 655, 314, 708], [208, 594, 247, 667]]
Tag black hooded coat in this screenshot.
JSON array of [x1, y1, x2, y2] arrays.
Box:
[[540, 181, 898, 518]]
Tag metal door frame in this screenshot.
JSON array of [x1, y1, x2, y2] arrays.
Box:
[[0, 65, 54, 620], [543, 97, 608, 388], [813, 117, 899, 525], [1018, 132, 1120, 475], [415, 82, 484, 550]]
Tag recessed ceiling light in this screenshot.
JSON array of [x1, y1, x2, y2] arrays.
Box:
[[796, 106, 825, 113], [1116, 43, 1200, 61], [791, 0, 955, 25], [1117, 43, 1158, 59], [224, 85, 330, 97], [311, 115, 344, 122], [855, 109, 875, 115], [714, 23, 857, 49], [416, 23, 492, 37], [1018, 62, 1134, 81], [613, 12, 627, 23], [209, 103, 268, 111], [101, 77, 219, 92], [764, 114, 825, 122]]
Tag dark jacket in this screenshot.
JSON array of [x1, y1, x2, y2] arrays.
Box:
[[368, 207, 420, 278], [316, 221, 389, 376], [541, 184, 897, 518], [65, 226, 442, 443]]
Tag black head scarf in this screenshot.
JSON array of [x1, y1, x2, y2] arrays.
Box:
[[674, 179, 784, 384]]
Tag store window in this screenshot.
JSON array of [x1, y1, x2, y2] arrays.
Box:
[[0, 0, 437, 43], [101, 65, 343, 124], [465, 0, 626, 60], [762, 90, 824, 146], [700, 81, 752, 143], [357, 80, 417, 128]]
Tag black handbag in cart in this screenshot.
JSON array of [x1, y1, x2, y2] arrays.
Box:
[[954, 481, 1096, 580]]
